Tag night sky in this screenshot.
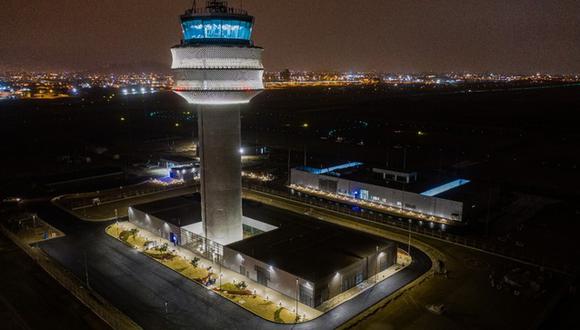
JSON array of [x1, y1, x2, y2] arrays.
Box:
[[1, 0, 579, 73]]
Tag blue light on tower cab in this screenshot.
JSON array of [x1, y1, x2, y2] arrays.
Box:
[[421, 179, 471, 197], [182, 19, 253, 41]]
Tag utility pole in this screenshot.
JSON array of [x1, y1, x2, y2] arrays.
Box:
[[295, 278, 299, 323], [375, 245, 379, 283], [84, 252, 90, 289], [219, 259, 222, 288], [287, 148, 291, 185], [408, 220, 412, 255]]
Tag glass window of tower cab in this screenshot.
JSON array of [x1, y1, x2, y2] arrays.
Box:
[[180, 1, 255, 45]]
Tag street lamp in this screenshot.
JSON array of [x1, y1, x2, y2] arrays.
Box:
[[408, 219, 412, 254], [375, 245, 379, 283], [295, 278, 299, 323]]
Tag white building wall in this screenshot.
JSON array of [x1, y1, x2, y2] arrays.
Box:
[[290, 169, 464, 221], [222, 246, 306, 301], [128, 207, 183, 243]]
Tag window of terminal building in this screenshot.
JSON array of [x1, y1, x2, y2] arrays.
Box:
[[299, 284, 314, 306], [255, 265, 270, 286], [360, 189, 369, 200]]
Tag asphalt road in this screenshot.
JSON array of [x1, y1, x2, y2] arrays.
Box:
[[34, 203, 431, 330], [0, 232, 109, 330]]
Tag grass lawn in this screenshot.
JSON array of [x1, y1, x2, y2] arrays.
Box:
[[350, 243, 562, 330], [223, 291, 298, 323]]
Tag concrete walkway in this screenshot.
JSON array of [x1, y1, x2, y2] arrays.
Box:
[[317, 262, 408, 312], [114, 221, 322, 322]]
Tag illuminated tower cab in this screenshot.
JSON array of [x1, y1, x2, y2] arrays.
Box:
[[171, 0, 264, 245]]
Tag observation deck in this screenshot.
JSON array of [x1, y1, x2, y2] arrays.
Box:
[[180, 1, 255, 46], [171, 0, 264, 105]]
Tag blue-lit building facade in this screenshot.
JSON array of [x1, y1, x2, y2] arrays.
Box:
[[290, 164, 471, 224]]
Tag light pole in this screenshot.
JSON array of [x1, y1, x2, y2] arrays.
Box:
[[408, 219, 412, 255], [219, 257, 222, 289], [295, 278, 299, 323], [115, 208, 119, 236], [84, 252, 90, 289], [375, 245, 379, 283]]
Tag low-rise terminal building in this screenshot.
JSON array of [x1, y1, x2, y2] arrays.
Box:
[[290, 162, 484, 224], [128, 194, 398, 308]]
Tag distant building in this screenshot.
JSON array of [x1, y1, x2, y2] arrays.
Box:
[[159, 155, 197, 169], [169, 164, 199, 181], [280, 69, 292, 82], [240, 145, 270, 160], [290, 162, 479, 223]]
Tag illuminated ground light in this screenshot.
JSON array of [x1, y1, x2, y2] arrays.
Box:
[[289, 184, 452, 224]]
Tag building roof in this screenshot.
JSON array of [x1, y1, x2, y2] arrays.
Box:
[[229, 200, 395, 283], [297, 164, 473, 199], [131, 195, 202, 227], [132, 194, 395, 283]]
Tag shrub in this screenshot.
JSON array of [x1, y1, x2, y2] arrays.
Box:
[[158, 243, 168, 252], [119, 230, 131, 241], [235, 280, 247, 290], [129, 228, 139, 239], [191, 257, 200, 268], [274, 307, 285, 323], [220, 283, 238, 292]]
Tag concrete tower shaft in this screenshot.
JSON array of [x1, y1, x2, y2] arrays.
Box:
[[197, 106, 243, 244]]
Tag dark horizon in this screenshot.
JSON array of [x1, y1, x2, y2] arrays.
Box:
[[1, 0, 579, 74]]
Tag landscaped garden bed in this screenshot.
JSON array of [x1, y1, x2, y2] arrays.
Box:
[[106, 223, 305, 323]]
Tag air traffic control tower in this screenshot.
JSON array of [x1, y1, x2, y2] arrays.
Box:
[[171, 1, 264, 245]]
